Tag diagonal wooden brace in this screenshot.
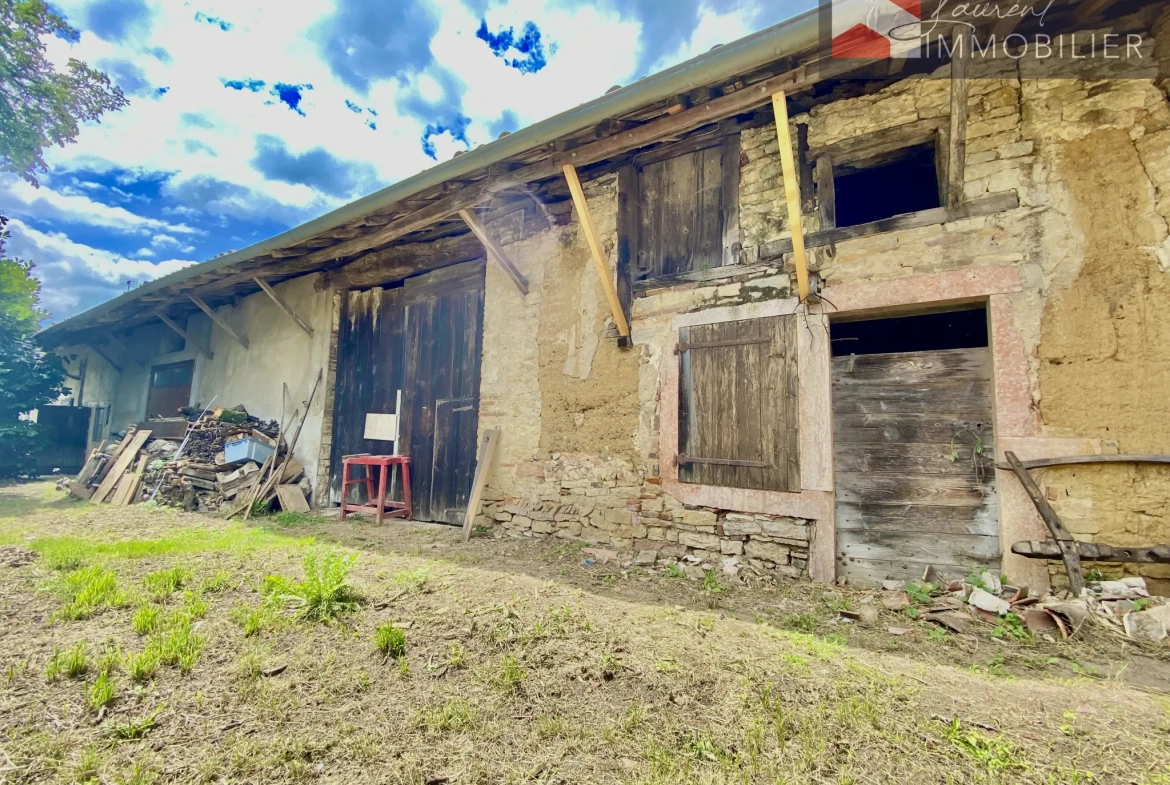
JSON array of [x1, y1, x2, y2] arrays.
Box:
[[1004, 451, 1086, 596], [563, 164, 630, 338]]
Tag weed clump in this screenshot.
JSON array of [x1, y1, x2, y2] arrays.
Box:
[[149, 614, 204, 674], [45, 641, 89, 681], [413, 699, 475, 734], [143, 567, 190, 602], [86, 671, 116, 712], [490, 654, 526, 695], [263, 550, 361, 622], [132, 604, 162, 636], [57, 566, 131, 620], [374, 622, 407, 660], [106, 708, 160, 740], [124, 649, 160, 683]]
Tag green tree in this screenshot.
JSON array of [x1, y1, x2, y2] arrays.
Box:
[[1, 0, 128, 185], [0, 216, 65, 477]]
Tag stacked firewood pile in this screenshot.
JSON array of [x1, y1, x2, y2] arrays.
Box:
[[143, 413, 283, 512], [63, 381, 320, 516]]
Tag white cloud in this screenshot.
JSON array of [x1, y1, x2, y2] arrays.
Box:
[[2, 176, 198, 236], [645, 5, 762, 74], [6, 218, 195, 319]]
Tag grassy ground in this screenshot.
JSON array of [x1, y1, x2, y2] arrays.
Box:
[[1, 481, 1169, 785]]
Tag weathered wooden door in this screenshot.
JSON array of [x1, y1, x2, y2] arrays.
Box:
[[145, 360, 194, 418], [833, 347, 998, 585], [329, 287, 407, 501], [401, 262, 485, 523]]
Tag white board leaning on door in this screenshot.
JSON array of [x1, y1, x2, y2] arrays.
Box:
[[363, 390, 403, 450]]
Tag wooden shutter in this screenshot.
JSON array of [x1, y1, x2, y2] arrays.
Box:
[[677, 315, 799, 491], [635, 134, 740, 281]]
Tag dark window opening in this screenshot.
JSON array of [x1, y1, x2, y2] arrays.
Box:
[[831, 307, 988, 357], [833, 143, 941, 228]]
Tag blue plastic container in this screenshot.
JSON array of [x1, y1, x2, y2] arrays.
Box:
[[224, 436, 275, 465]]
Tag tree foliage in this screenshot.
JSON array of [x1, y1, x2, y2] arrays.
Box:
[[0, 216, 65, 477], [0, 0, 128, 185]]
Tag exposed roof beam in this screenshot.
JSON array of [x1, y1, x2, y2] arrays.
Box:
[[156, 311, 213, 359], [1073, 0, 1112, 24], [90, 343, 123, 373], [253, 277, 315, 337], [458, 209, 529, 295], [189, 294, 249, 349], [101, 332, 143, 368]]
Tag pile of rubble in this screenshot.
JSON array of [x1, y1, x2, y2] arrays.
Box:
[[144, 416, 281, 511], [65, 405, 313, 515], [840, 570, 1170, 644]]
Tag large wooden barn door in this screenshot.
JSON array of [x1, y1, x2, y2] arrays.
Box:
[[328, 287, 407, 502], [833, 346, 999, 585], [401, 262, 485, 524]]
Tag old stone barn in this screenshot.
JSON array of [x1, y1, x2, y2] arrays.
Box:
[[42, 1, 1170, 593]]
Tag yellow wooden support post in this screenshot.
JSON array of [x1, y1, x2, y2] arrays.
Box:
[[770, 91, 811, 302], [562, 164, 631, 338]]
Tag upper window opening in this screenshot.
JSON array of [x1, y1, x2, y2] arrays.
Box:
[[833, 142, 941, 228], [830, 307, 988, 357]]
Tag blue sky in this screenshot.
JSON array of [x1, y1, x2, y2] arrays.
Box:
[[3, 0, 811, 323]]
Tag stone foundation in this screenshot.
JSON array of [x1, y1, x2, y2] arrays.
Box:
[[473, 453, 810, 581]]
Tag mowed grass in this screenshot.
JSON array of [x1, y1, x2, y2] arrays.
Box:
[[1, 481, 1169, 785]]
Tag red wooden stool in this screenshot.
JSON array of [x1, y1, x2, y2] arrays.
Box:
[[340, 455, 411, 523]]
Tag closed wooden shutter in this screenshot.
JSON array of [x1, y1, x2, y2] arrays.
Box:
[[635, 134, 740, 280], [677, 315, 799, 491]]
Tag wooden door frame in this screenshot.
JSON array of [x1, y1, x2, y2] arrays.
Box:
[[659, 297, 835, 583], [817, 265, 1090, 589]]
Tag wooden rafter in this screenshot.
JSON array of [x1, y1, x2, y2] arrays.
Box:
[[457, 209, 529, 295], [55, 56, 877, 340], [770, 91, 811, 302], [563, 164, 630, 339], [1072, 0, 1112, 25], [252, 278, 314, 337], [156, 311, 213, 359], [189, 294, 249, 349]]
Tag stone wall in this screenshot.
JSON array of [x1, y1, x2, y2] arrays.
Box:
[[471, 168, 811, 581]]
